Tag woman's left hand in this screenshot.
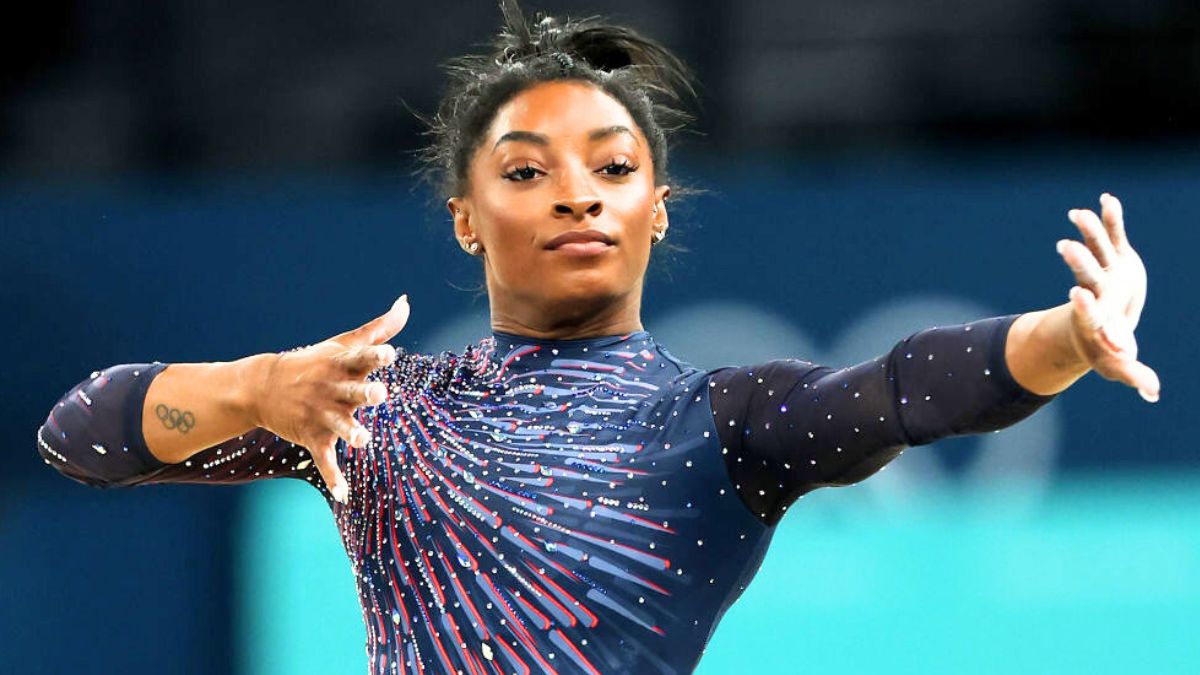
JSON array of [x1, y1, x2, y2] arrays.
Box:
[[1057, 193, 1160, 402]]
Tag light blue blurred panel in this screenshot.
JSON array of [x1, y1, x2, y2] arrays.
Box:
[[696, 470, 1200, 674], [236, 480, 366, 675], [238, 472, 1200, 675]]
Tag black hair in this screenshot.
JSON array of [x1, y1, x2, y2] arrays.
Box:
[[417, 0, 697, 200]]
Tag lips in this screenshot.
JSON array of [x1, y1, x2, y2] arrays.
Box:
[[544, 229, 615, 250]]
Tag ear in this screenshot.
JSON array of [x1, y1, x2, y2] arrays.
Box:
[[653, 185, 671, 229], [448, 197, 473, 242], [655, 185, 672, 202]]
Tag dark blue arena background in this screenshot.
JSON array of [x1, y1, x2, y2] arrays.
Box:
[[2, 2, 1197, 673]]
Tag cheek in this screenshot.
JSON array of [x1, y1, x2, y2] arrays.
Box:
[[611, 185, 656, 241], [609, 176, 657, 225], [478, 192, 539, 248], [474, 195, 544, 286]]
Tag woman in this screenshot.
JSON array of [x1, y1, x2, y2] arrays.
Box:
[[37, 1, 1160, 673]]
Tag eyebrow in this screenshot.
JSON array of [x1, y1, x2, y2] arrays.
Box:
[[491, 125, 640, 153]]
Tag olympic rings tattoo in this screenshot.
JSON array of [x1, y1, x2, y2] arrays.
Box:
[[155, 404, 196, 434]]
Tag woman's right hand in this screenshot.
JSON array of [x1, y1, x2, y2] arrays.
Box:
[[248, 294, 410, 503]]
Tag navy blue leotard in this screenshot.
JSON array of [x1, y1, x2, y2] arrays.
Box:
[[37, 313, 1054, 674]]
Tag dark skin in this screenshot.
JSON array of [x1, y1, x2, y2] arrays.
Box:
[[448, 80, 671, 340]]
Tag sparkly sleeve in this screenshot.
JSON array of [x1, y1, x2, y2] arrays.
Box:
[[707, 314, 1057, 526], [36, 361, 330, 492]]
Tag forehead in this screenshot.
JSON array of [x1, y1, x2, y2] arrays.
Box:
[[485, 80, 646, 146]]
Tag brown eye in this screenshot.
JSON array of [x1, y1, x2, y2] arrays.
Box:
[[599, 159, 637, 176], [502, 164, 541, 181]]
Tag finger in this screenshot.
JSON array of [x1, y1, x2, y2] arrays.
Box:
[[334, 344, 397, 375], [332, 295, 411, 347], [1057, 240, 1107, 295], [310, 437, 349, 504], [331, 380, 388, 407], [1068, 208, 1117, 269], [1069, 285, 1108, 332], [324, 408, 371, 448], [1108, 357, 1160, 403], [1099, 193, 1129, 251]]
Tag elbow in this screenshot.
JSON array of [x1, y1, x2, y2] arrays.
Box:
[[37, 364, 162, 488], [35, 422, 67, 468], [822, 445, 906, 488], [35, 422, 111, 488]]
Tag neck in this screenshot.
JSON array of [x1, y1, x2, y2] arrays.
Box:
[[487, 281, 645, 341]]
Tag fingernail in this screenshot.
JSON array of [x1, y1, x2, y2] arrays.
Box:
[[333, 483, 349, 504], [1056, 240, 1067, 254], [400, 294, 408, 305], [1138, 389, 1159, 403]]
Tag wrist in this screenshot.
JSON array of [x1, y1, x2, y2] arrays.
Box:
[[1046, 303, 1091, 371], [1006, 305, 1091, 396], [231, 352, 278, 428]]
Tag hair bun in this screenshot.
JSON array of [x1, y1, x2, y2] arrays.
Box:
[[494, 0, 693, 101]]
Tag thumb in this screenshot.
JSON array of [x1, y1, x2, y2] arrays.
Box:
[[333, 294, 410, 347], [1123, 359, 1161, 403]]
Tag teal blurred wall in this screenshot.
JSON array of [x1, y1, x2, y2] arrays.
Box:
[[238, 470, 1200, 674]]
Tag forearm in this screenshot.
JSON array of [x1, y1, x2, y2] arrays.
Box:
[[1005, 303, 1090, 396], [142, 353, 275, 464]]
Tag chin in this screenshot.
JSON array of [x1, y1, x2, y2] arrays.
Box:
[[541, 278, 626, 306], [549, 259, 621, 281]]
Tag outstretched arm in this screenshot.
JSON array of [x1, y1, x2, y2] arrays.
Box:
[[38, 354, 391, 501], [709, 194, 1159, 526], [1006, 193, 1160, 402], [36, 361, 331, 493], [709, 314, 1057, 525], [36, 295, 412, 503]]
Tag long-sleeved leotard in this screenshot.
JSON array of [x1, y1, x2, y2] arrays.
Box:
[[37, 313, 1054, 674]]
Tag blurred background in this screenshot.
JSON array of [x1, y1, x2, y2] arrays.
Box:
[[3, 1, 1198, 673]]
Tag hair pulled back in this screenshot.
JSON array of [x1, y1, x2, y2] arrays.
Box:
[[418, 0, 696, 200]]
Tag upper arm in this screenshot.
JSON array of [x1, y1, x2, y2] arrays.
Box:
[[708, 354, 906, 524]]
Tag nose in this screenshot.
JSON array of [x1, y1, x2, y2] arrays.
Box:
[[552, 196, 602, 218]]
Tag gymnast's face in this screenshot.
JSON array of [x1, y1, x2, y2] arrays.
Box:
[[449, 80, 670, 332]]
